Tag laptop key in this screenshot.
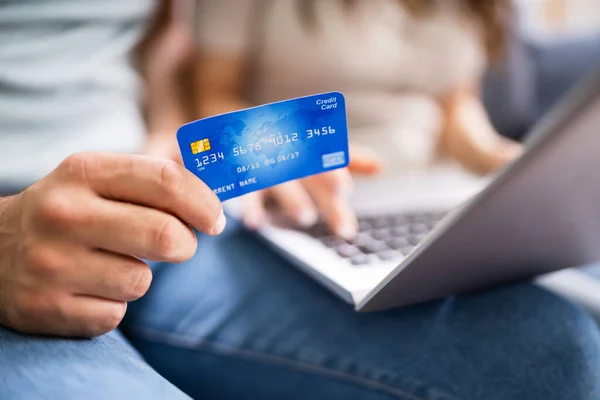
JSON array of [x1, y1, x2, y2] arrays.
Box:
[[320, 236, 346, 248], [392, 214, 409, 225], [350, 233, 375, 247], [371, 228, 392, 241], [407, 235, 423, 246], [386, 237, 410, 250], [307, 223, 329, 238], [350, 254, 371, 266], [358, 220, 372, 232], [359, 241, 389, 254], [391, 226, 409, 236], [336, 244, 362, 258], [373, 218, 392, 229], [410, 223, 429, 234], [404, 213, 423, 223], [408, 233, 429, 246]]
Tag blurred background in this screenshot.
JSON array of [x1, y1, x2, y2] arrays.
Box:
[[518, 0, 600, 36], [484, 0, 600, 142]]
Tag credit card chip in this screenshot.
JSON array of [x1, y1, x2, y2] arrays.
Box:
[[191, 139, 211, 154]]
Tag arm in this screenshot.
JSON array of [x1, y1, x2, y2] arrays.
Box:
[[439, 84, 523, 175], [136, 0, 193, 160], [194, 53, 250, 118]]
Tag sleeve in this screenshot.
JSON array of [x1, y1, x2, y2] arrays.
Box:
[[195, 0, 260, 55]]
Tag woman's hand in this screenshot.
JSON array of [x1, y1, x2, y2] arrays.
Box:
[[242, 144, 382, 239], [440, 86, 524, 175]]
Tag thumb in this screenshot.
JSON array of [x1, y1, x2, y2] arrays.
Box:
[[348, 144, 384, 175]]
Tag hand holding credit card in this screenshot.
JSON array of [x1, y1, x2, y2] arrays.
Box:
[[177, 92, 350, 202]]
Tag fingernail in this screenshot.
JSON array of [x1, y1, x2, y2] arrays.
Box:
[[296, 209, 318, 227], [214, 211, 227, 234], [337, 223, 357, 241]]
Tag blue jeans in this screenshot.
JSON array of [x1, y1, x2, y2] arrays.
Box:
[[2, 220, 600, 400]]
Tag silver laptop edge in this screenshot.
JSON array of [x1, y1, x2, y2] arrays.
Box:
[[357, 65, 600, 311]]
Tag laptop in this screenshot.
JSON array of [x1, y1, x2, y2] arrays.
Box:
[[226, 66, 600, 312]]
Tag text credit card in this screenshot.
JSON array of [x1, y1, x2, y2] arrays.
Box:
[[177, 92, 349, 202]]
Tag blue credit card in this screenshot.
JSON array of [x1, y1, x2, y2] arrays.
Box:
[[177, 92, 349, 202]]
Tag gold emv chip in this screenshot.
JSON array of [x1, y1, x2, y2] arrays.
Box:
[[190, 139, 211, 154]]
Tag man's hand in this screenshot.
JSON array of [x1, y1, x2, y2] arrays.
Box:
[[0, 152, 225, 337]]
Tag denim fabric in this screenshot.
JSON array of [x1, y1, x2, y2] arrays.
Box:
[[117, 221, 600, 400], [2, 219, 600, 399], [0, 327, 190, 400]]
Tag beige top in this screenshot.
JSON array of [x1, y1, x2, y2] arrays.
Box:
[[197, 0, 486, 170]]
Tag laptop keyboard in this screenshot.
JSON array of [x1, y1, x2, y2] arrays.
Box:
[[305, 211, 447, 267]]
